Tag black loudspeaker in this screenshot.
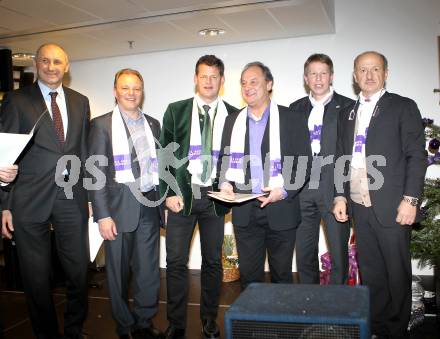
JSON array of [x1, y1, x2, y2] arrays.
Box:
[[0, 49, 13, 92], [224, 283, 370, 339]]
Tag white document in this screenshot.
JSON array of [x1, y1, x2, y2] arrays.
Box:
[[0, 132, 33, 166], [0, 109, 47, 166], [207, 191, 267, 203], [88, 217, 104, 262]]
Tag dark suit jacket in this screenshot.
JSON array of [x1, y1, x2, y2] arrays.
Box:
[[289, 92, 354, 210], [88, 111, 163, 233], [159, 97, 239, 216], [218, 104, 312, 230], [336, 91, 427, 227], [0, 121, 7, 208], [0, 82, 90, 223]]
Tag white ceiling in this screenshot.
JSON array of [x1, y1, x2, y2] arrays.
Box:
[[0, 0, 335, 63]]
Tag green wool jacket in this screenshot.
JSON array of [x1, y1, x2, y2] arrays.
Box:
[[159, 97, 239, 216]]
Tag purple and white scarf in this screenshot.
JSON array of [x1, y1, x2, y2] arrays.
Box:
[[187, 95, 228, 185], [225, 100, 284, 189], [111, 105, 158, 185], [308, 87, 333, 155], [351, 90, 384, 169]]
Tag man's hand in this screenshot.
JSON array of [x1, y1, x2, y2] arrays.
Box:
[[219, 182, 235, 200], [0, 165, 18, 183], [333, 200, 349, 222], [98, 217, 118, 241], [1, 210, 14, 239], [396, 199, 417, 226], [258, 187, 285, 208], [166, 196, 184, 213]]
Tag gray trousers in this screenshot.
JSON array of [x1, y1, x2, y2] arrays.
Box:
[[104, 203, 161, 336]]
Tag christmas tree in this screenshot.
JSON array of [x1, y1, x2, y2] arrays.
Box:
[[410, 118, 440, 267]]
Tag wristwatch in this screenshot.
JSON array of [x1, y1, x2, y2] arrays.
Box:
[[403, 196, 419, 206]]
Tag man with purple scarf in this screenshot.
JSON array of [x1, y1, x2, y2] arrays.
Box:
[[219, 62, 311, 289], [88, 68, 163, 339], [333, 51, 427, 338], [159, 55, 238, 339], [289, 54, 354, 285]]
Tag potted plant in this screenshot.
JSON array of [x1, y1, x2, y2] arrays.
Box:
[[222, 234, 240, 282]]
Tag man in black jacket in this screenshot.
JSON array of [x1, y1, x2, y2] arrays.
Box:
[[219, 62, 311, 289], [1, 43, 89, 339], [333, 51, 427, 338], [289, 54, 353, 284]]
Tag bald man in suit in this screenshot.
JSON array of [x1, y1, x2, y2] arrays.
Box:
[[333, 51, 427, 338], [1, 43, 90, 339]]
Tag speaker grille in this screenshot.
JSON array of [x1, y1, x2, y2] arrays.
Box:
[[231, 320, 360, 339]]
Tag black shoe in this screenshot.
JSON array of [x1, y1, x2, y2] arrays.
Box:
[[164, 325, 185, 339], [119, 335, 130, 339], [132, 325, 164, 339], [201, 319, 220, 339]]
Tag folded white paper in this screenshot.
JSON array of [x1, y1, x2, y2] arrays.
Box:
[[88, 217, 104, 262], [0, 132, 33, 166], [0, 109, 47, 166]]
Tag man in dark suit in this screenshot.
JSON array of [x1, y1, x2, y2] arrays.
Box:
[[88, 69, 163, 339], [159, 55, 238, 339], [0, 163, 17, 339], [219, 62, 311, 289], [0, 43, 90, 339], [333, 51, 427, 338], [289, 54, 353, 284]]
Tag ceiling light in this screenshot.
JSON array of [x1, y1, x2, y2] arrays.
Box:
[[12, 53, 35, 61], [198, 28, 225, 37], [11, 53, 35, 67]]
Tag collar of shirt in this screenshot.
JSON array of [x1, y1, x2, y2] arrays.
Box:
[[309, 86, 334, 107], [359, 88, 384, 105], [119, 107, 143, 126], [38, 80, 65, 102], [247, 102, 270, 123], [195, 94, 218, 117]]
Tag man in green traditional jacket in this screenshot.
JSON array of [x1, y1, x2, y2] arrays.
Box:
[[160, 55, 239, 339]]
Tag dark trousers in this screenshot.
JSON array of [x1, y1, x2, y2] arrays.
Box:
[[0, 309, 4, 339], [352, 202, 411, 338], [166, 193, 224, 329], [14, 191, 88, 339], [105, 194, 161, 336], [296, 188, 350, 284], [234, 202, 296, 290]]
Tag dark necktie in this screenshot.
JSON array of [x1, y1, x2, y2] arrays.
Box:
[[49, 92, 65, 146], [201, 104, 212, 183]]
